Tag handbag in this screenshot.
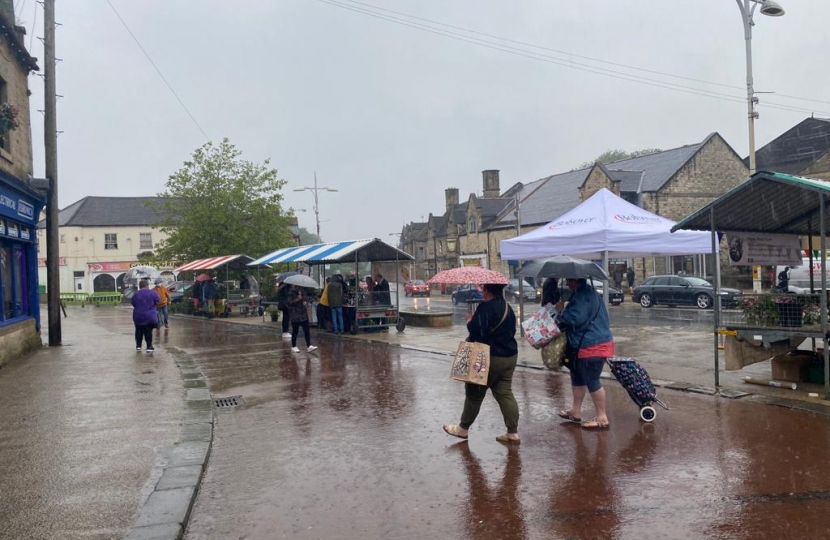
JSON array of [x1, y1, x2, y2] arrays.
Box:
[[559, 294, 602, 371], [540, 330, 567, 370], [450, 302, 509, 386]]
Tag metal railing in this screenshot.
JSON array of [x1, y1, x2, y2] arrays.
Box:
[[720, 292, 824, 330]]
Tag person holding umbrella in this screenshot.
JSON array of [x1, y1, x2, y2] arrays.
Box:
[[437, 267, 520, 444], [288, 285, 318, 353], [555, 278, 614, 430]]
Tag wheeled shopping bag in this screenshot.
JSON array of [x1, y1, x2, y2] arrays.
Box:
[[606, 356, 669, 422]]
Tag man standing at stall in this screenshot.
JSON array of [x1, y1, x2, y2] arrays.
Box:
[[374, 273, 391, 305]]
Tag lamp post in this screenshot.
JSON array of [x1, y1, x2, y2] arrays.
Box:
[[735, 0, 785, 175], [293, 172, 338, 244], [389, 232, 414, 281]]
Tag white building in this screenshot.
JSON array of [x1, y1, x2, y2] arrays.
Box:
[[35, 197, 174, 293]]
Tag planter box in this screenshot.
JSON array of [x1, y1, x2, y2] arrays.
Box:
[[775, 302, 803, 328]]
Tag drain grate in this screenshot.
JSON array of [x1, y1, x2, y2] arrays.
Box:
[[213, 396, 244, 408]]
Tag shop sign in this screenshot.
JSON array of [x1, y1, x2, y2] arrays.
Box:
[[726, 232, 802, 266], [38, 257, 67, 267], [0, 184, 39, 225], [20, 226, 30, 241], [0, 218, 4, 235], [88, 261, 133, 272], [7, 221, 18, 238]]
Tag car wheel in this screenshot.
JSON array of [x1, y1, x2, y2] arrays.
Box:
[[696, 293, 713, 309], [452, 295, 458, 305], [639, 293, 653, 308]]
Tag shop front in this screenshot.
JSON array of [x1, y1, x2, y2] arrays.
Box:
[[0, 175, 46, 367]]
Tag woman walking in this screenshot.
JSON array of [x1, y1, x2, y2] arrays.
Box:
[[443, 283, 520, 443], [132, 280, 160, 353], [555, 278, 614, 429], [288, 286, 318, 353]]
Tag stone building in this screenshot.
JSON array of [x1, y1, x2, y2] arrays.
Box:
[[752, 117, 830, 180], [402, 132, 750, 286], [0, 1, 43, 367]]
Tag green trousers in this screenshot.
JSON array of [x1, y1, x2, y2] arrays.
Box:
[[459, 353, 519, 434]]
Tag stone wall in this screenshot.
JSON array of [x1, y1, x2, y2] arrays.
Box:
[[802, 152, 830, 180], [579, 165, 616, 200], [0, 319, 41, 369], [644, 134, 749, 221], [0, 32, 33, 181]]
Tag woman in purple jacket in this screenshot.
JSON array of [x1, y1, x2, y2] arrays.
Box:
[[132, 280, 161, 353]]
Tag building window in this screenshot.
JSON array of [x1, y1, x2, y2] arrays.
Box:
[[468, 217, 477, 233], [446, 238, 457, 252], [104, 233, 118, 250], [139, 232, 153, 249], [60, 234, 65, 243]]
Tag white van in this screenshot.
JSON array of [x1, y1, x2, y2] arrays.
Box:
[[776, 257, 830, 292]]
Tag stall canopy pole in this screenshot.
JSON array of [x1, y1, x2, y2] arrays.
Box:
[[710, 208, 720, 388], [820, 193, 829, 400]]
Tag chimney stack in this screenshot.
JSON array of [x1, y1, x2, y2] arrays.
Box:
[[482, 170, 500, 198], [445, 188, 459, 214]]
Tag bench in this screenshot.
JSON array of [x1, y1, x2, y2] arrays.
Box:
[[398, 309, 453, 328]]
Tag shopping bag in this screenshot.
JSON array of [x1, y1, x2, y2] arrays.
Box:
[[540, 331, 567, 370], [450, 341, 490, 386], [521, 305, 560, 349]]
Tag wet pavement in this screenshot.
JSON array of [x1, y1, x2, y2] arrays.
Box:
[[3, 306, 830, 539], [152, 313, 830, 540]]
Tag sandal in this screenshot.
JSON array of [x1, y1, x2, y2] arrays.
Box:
[[495, 434, 520, 444], [442, 424, 468, 440], [581, 418, 610, 430], [558, 409, 582, 424]]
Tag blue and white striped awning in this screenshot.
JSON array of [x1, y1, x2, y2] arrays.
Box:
[[249, 238, 414, 266]]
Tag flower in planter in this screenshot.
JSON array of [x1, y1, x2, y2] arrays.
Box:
[[803, 303, 822, 326], [737, 295, 778, 326], [0, 103, 19, 135]]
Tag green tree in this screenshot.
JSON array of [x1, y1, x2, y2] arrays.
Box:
[[578, 148, 663, 169], [298, 226, 318, 245], [152, 138, 294, 262]]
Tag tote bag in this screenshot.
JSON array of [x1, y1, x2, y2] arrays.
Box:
[[450, 302, 509, 386]]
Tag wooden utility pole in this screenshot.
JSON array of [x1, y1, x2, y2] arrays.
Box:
[[44, 0, 61, 345]]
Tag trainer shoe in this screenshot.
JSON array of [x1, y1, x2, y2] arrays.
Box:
[[146, 348, 155, 354], [282, 333, 292, 338], [291, 347, 300, 353], [307, 345, 318, 352], [136, 347, 142, 352]]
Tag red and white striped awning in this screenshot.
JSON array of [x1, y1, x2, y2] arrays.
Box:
[[174, 255, 260, 273]]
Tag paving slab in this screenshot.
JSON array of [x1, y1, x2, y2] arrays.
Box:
[[156, 465, 203, 491], [124, 524, 183, 540], [134, 487, 195, 527]]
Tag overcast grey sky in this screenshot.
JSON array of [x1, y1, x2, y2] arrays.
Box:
[[17, 0, 830, 244]]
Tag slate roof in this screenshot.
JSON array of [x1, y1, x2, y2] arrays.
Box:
[[37, 196, 170, 228], [491, 168, 592, 229], [752, 117, 830, 175], [605, 169, 645, 193], [603, 141, 706, 193]]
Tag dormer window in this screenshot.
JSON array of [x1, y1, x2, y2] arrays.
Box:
[[468, 217, 477, 233]]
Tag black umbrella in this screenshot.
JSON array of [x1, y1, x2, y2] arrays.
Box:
[[517, 255, 609, 281]]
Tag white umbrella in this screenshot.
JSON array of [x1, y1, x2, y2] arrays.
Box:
[[282, 274, 322, 289], [123, 265, 161, 285]]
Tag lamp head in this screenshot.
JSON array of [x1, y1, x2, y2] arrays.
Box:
[[760, 0, 785, 16], [293, 188, 305, 192]]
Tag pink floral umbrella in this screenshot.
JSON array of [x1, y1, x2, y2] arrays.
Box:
[[428, 267, 509, 285]]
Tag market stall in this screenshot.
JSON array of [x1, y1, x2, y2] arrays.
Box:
[[173, 254, 268, 316], [672, 171, 830, 398], [249, 238, 414, 333], [500, 188, 712, 306]]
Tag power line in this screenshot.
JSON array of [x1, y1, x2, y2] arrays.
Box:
[[104, 0, 211, 142], [316, 0, 830, 115]]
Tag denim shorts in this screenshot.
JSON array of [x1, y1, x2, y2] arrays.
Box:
[[569, 356, 606, 392]]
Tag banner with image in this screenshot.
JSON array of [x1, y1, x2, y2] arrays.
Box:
[[726, 232, 802, 266]]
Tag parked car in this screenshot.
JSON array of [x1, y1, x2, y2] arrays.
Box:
[[404, 279, 430, 297], [558, 278, 624, 305], [168, 281, 195, 303], [632, 275, 741, 309], [505, 278, 539, 303], [451, 284, 483, 305]]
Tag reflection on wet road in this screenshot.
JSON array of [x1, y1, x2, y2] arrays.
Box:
[[166, 317, 830, 540]]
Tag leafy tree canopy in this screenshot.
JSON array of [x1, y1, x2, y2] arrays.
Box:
[[297, 226, 319, 245], [152, 138, 294, 263], [578, 148, 663, 169]]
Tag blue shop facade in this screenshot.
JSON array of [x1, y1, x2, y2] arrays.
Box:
[[0, 171, 44, 331]]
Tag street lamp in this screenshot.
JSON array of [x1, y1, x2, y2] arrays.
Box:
[[293, 172, 338, 243], [735, 0, 785, 175]]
